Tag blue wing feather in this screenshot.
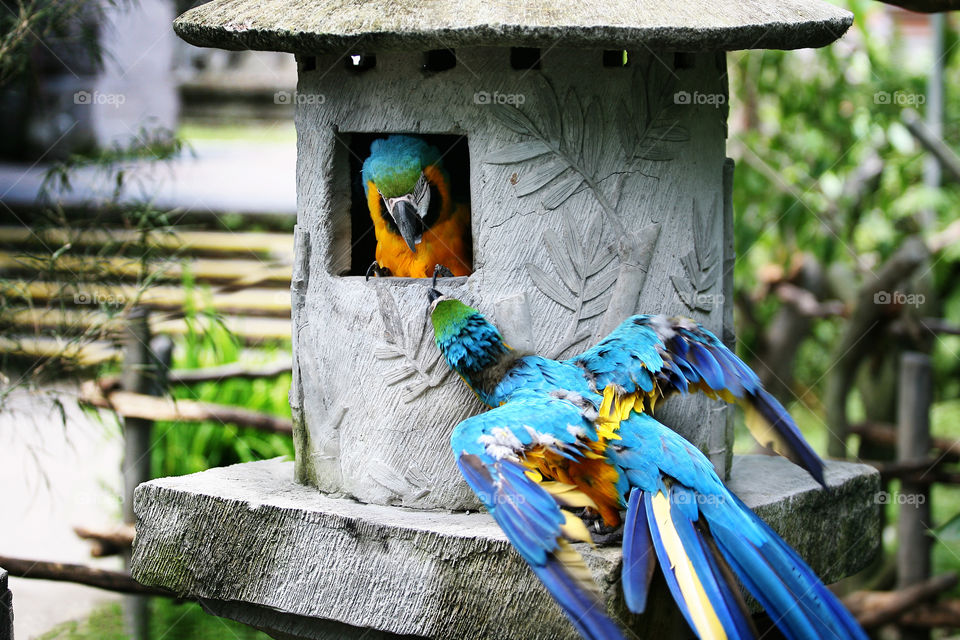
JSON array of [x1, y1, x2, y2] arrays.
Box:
[[569, 315, 826, 487], [451, 396, 625, 640]]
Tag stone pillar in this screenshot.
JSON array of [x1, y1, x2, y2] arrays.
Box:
[[291, 48, 731, 509]]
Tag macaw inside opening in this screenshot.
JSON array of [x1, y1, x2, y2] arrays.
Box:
[[341, 132, 472, 278]]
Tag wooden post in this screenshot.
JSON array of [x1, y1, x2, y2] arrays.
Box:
[[120, 309, 171, 640], [897, 352, 933, 640], [122, 308, 153, 524], [0, 568, 12, 640]]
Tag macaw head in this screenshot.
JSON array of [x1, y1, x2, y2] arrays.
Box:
[[429, 289, 510, 394], [362, 135, 448, 253]]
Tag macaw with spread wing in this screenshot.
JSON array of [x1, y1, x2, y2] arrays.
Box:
[[361, 135, 471, 278], [427, 285, 865, 640]]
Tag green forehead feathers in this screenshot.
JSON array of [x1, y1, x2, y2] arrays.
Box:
[[362, 135, 443, 199], [431, 298, 478, 336]]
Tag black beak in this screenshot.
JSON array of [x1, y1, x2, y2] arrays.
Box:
[[427, 265, 444, 302], [392, 200, 423, 253]]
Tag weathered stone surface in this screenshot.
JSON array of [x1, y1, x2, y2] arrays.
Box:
[[174, 0, 852, 54], [290, 48, 734, 510], [132, 456, 880, 640], [0, 569, 12, 640]]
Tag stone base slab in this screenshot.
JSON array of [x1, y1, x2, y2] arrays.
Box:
[[132, 456, 880, 640]]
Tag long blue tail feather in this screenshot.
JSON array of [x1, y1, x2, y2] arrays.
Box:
[[705, 492, 867, 640], [695, 523, 758, 639], [622, 490, 657, 613]]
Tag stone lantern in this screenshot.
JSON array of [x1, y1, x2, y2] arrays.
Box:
[[132, 3, 881, 639]]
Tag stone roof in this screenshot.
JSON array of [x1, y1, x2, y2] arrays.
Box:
[[174, 0, 854, 53]]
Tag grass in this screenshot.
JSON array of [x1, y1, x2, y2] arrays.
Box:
[[38, 600, 270, 640], [150, 281, 293, 479]]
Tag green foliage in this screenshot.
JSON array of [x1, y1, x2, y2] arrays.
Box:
[[729, 0, 960, 396], [0, 0, 110, 87], [38, 600, 269, 640], [150, 279, 293, 479]]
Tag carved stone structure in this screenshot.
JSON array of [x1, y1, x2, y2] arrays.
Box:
[[174, 0, 853, 511], [130, 2, 883, 639]]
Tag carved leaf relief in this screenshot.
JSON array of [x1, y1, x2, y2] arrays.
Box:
[[671, 200, 720, 313], [374, 287, 452, 403]]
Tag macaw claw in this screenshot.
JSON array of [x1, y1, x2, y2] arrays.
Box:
[[579, 507, 623, 545], [365, 261, 392, 281], [433, 264, 455, 279]]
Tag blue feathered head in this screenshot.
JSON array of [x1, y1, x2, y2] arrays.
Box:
[[361, 135, 443, 198], [430, 296, 509, 382]]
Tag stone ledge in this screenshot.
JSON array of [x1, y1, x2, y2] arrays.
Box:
[[131, 456, 879, 640]]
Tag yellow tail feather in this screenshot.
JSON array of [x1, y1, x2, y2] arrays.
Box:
[[650, 492, 727, 640]]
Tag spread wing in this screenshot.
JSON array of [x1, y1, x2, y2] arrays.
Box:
[[569, 315, 825, 487], [451, 390, 625, 640]]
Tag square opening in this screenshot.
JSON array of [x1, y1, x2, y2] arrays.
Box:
[[332, 133, 472, 278]]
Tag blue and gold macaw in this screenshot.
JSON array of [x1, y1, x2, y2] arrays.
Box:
[[427, 286, 865, 640], [361, 135, 471, 278]]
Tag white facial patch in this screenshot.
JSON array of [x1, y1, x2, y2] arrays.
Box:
[[412, 172, 430, 218]]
